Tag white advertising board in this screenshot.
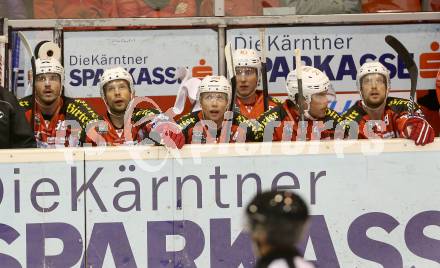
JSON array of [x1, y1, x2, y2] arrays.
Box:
[[0, 150, 85, 267], [64, 29, 219, 98], [227, 24, 440, 93], [80, 143, 440, 268], [1, 142, 439, 267], [0, 140, 440, 268]]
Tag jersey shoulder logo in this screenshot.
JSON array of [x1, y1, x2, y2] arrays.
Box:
[[342, 103, 366, 123], [18, 100, 31, 108], [270, 96, 283, 105], [386, 97, 417, 114], [325, 108, 342, 123], [132, 108, 160, 123], [178, 113, 199, 130]]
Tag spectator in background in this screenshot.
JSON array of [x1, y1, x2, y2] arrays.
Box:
[[0, 0, 29, 19], [106, 0, 196, 18], [0, 86, 36, 149], [200, 0, 280, 16], [281, 0, 360, 14], [33, 0, 103, 19]]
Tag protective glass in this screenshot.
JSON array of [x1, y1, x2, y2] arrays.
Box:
[[35, 74, 60, 83], [201, 92, 228, 103], [235, 67, 257, 77]]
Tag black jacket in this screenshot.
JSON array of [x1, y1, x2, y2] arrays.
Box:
[[0, 87, 36, 149]]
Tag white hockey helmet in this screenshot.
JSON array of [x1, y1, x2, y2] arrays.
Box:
[[286, 66, 331, 104], [356, 61, 391, 92], [197, 75, 232, 106], [99, 67, 135, 100], [35, 57, 64, 84], [233, 48, 261, 75]]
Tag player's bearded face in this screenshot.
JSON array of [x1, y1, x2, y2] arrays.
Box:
[[200, 92, 228, 126], [309, 91, 329, 119], [104, 80, 132, 115], [361, 73, 387, 108], [235, 67, 258, 98], [35, 73, 62, 106]]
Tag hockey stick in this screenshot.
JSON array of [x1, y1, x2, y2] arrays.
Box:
[[385, 35, 418, 115], [53, 26, 63, 64], [17, 31, 36, 91], [0, 18, 7, 89], [0, 35, 6, 89], [294, 48, 305, 122], [225, 42, 237, 112], [17, 31, 37, 127], [17, 32, 34, 63], [17, 32, 36, 95], [222, 42, 238, 142], [259, 28, 269, 112], [11, 32, 21, 95]]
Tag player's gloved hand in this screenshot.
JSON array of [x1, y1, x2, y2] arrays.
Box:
[[154, 122, 185, 149], [404, 116, 435, 146]]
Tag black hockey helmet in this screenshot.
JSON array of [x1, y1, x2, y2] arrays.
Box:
[[246, 190, 309, 248], [246, 190, 308, 224]]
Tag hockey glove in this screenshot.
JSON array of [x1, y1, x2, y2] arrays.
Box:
[[154, 122, 185, 149], [404, 117, 435, 146]]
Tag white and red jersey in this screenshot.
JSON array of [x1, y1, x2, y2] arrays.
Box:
[[85, 108, 161, 146], [19, 96, 100, 148], [235, 90, 282, 119], [255, 99, 343, 142], [342, 97, 425, 139], [177, 110, 258, 144]]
